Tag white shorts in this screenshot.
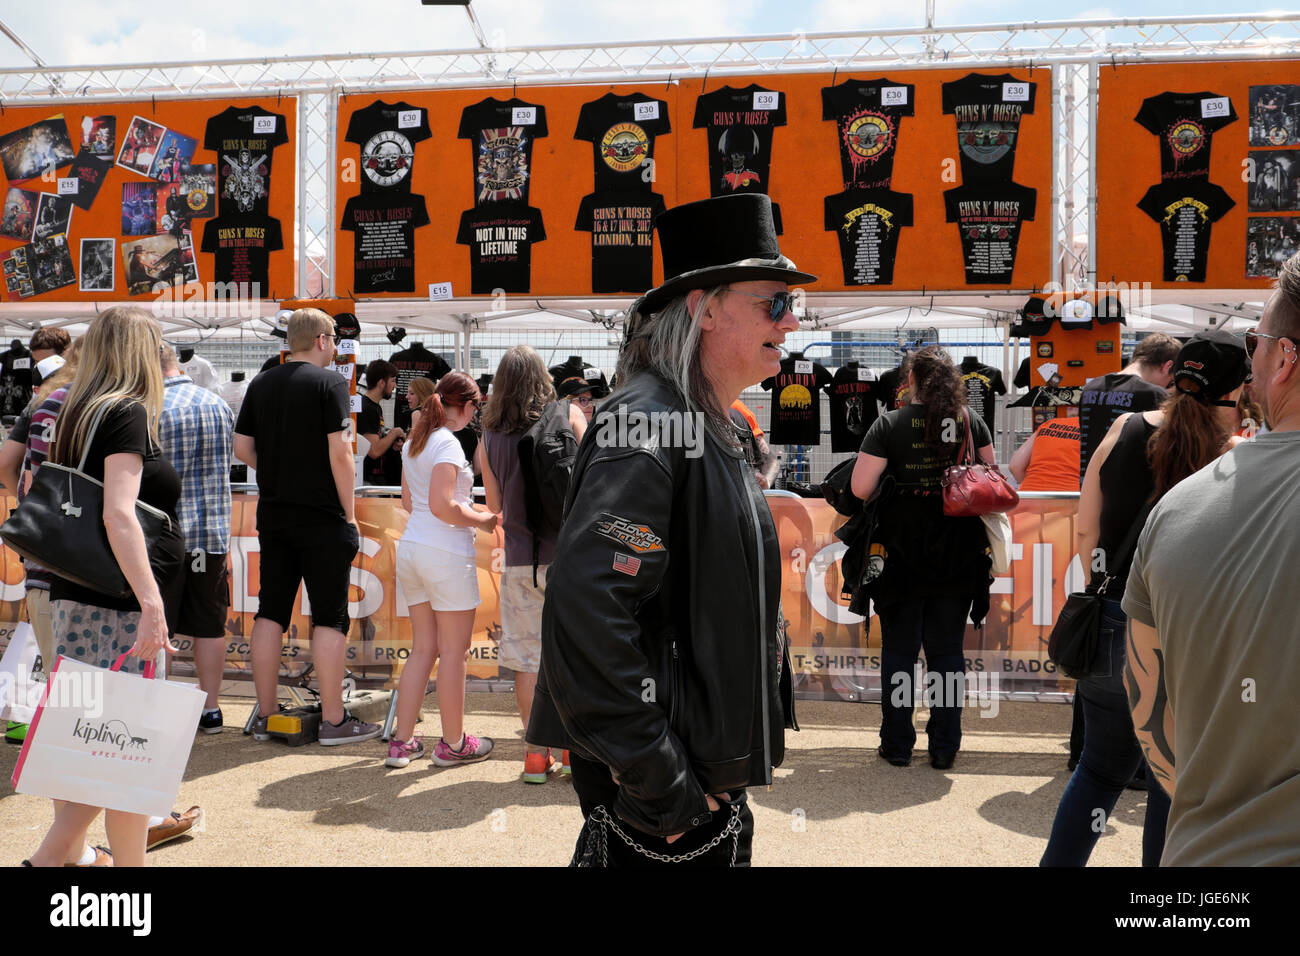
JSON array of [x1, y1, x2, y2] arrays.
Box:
[[396, 540, 480, 612], [499, 564, 547, 673]]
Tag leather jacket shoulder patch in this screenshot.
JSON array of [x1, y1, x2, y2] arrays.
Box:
[[592, 512, 666, 553]]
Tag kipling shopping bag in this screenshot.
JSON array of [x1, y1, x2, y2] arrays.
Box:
[[0, 623, 40, 724], [12, 653, 205, 817]]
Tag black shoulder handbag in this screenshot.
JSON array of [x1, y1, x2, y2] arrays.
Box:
[[0, 401, 175, 598], [1047, 498, 1153, 679]]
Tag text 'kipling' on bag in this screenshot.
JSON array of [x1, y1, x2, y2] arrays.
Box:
[[0, 401, 174, 598]]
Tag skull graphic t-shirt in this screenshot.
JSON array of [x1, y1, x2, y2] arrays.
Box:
[[574, 91, 671, 192], [203, 106, 290, 217], [941, 73, 1036, 185], [828, 363, 882, 453], [760, 355, 832, 446], [345, 99, 431, 194], [1137, 179, 1235, 282], [1135, 91, 1238, 182], [943, 181, 1037, 284], [821, 77, 915, 189], [458, 97, 549, 205], [692, 84, 787, 231]]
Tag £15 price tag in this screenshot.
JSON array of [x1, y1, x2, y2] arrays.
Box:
[[398, 109, 422, 129], [349, 393, 363, 414], [57, 178, 79, 195], [753, 91, 778, 111], [1201, 96, 1230, 119], [254, 115, 276, 134], [881, 86, 909, 106], [512, 106, 537, 125], [428, 281, 454, 301], [1002, 83, 1030, 103], [795, 360, 813, 374], [634, 101, 660, 121]]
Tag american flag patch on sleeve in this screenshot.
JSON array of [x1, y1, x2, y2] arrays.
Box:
[[612, 553, 641, 576]]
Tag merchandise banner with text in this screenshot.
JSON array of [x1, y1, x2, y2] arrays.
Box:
[[0, 493, 1079, 701]]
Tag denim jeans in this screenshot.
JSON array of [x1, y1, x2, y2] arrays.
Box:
[[876, 595, 971, 760], [1041, 597, 1172, 867]]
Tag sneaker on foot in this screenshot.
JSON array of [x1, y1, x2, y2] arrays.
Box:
[[560, 749, 571, 777], [4, 721, 27, 745], [522, 749, 557, 783], [431, 733, 494, 767], [385, 737, 425, 768], [147, 807, 202, 850], [198, 709, 223, 735], [319, 711, 382, 747]]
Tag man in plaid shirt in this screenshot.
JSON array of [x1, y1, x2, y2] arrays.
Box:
[[159, 345, 234, 734]]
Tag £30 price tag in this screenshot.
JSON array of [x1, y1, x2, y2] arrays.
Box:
[[753, 91, 778, 111], [1201, 97, 1230, 119], [795, 360, 813, 374], [881, 86, 909, 106], [512, 107, 537, 125], [398, 109, 422, 129], [1002, 83, 1030, 103], [858, 368, 872, 381], [634, 101, 660, 121], [254, 115, 276, 134]]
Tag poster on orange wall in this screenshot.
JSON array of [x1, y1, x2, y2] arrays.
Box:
[[333, 69, 1052, 300], [0, 96, 296, 303], [0, 492, 1081, 702], [1098, 59, 1300, 289]]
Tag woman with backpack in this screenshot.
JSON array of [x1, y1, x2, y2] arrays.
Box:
[[480, 346, 587, 783], [385, 372, 499, 768]]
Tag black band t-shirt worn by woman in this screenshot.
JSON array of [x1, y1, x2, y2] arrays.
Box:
[[49, 400, 185, 612]]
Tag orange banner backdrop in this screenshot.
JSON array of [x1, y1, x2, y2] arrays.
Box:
[[334, 69, 1052, 298], [0, 96, 296, 302], [0, 493, 1080, 700]]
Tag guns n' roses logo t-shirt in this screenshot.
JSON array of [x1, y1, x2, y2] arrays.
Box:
[[456, 201, 546, 294], [1136, 91, 1238, 182], [340, 192, 431, 294], [944, 182, 1037, 284], [760, 356, 832, 446], [693, 84, 787, 230], [574, 92, 671, 192], [821, 77, 915, 189], [346, 100, 431, 194], [203, 106, 289, 216], [942, 73, 1036, 184], [199, 212, 283, 292], [1137, 179, 1235, 282], [824, 188, 913, 286], [458, 98, 548, 205], [829, 363, 882, 453], [574, 190, 667, 294]]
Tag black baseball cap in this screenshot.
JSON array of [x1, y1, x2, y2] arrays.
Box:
[[557, 376, 595, 399], [1173, 330, 1250, 401]]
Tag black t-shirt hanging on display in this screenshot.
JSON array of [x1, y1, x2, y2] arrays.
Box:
[[203, 106, 290, 216], [692, 84, 787, 232], [0, 342, 33, 418], [1135, 91, 1238, 182], [942, 73, 1036, 184], [574, 92, 671, 192], [877, 364, 908, 410], [345, 100, 432, 194], [828, 363, 882, 453], [944, 182, 1037, 284], [66, 151, 109, 211], [199, 213, 284, 293], [456, 201, 546, 294], [824, 188, 913, 285], [958, 357, 1007, 435], [1136, 179, 1235, 282], [548, 356, 609, 396], [389, 343, 452, 431], [820, 77, 915, 189], [760, 354, 832, 446], [458, 97, 549, 205], [340, 191, 430, 294], [574, 190, 667, 293]]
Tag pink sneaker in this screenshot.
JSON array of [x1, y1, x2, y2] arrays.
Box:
[[431, 733, 494, 767], [385, 737, 425, 768]]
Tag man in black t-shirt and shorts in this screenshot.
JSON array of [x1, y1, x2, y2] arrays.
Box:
[[357, 359, 405, 486], [234, 309, 381, 746]]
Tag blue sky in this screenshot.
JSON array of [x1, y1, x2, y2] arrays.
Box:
[[0, 2, 1293, 70]]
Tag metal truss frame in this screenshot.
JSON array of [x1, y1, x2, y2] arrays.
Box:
[[1, 14, 1299, 328]]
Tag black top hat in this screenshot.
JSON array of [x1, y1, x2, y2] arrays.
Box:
[[636, 194, 816, 316]]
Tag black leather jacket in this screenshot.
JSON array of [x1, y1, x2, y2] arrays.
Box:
[[527, 370, 796, 837]]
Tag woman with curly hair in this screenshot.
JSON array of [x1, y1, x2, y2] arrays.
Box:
[[850, 346, 994, 770]]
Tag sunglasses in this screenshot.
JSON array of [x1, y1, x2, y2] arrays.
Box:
[[727, 287, 798, 323], [1244, 327, 1286, 359]]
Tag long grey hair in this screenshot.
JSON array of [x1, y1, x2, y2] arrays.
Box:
[[615, 285, 737, 446]]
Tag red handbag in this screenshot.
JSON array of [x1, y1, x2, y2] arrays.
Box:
[[941, 408, 1020, 517]]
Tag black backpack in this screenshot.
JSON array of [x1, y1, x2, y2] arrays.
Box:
[[517, 399, 578, 584]]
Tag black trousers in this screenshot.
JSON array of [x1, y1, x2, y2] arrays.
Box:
[[568, 753, 754, 867]]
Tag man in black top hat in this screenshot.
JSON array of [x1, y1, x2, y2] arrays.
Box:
[[528, 193, 811, 866]]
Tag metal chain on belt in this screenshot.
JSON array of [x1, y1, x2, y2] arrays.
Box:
[[583, 803, 741, 865]]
